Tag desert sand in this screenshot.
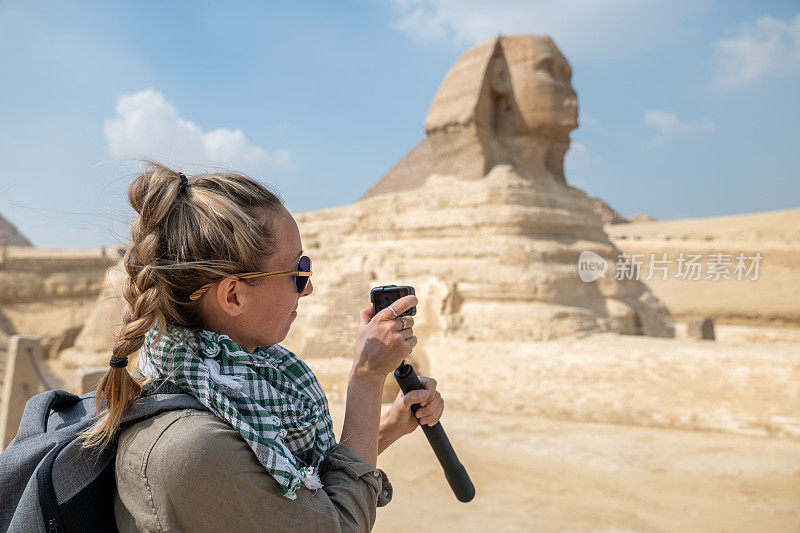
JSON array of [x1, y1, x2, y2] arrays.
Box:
[[357, 404, 800, 532], [606, 208, 800, 327], [317, 326, 800, 532]]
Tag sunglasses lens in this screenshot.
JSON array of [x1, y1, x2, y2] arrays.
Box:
[[295, 256, 311, 293]]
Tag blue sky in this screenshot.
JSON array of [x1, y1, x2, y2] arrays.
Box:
[[0, 0, 798, 248]]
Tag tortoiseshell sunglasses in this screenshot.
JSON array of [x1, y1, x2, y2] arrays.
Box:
[[189, 256, 312, 301]]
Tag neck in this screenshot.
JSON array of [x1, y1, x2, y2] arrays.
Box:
[[502, 132, 570, 186]]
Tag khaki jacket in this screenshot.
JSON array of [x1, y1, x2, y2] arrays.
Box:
[[114, 409, 392, 532]]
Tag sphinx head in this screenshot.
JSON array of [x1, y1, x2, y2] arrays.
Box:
[[499, 35, 578, 136], [424, 34, 579, 183]]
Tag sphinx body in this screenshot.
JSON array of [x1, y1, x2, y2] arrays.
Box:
[[287, 35, 674, 364]]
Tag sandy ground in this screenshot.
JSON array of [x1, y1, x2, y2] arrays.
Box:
[[605, 208, 800, 243], [328, 402, 800, 532], [676, 322, 800, 344], [317, 325, 800, 532]]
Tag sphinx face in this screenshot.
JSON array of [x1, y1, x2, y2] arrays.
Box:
[[501, 36, 578, 135]]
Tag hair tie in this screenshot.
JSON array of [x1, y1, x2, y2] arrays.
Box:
[[109, 356, 129, 368], [178, 172, 188, 194]]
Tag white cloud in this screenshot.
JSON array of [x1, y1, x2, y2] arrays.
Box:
[[388, 0, 710, 60], [642, 109, 715, 145], [712, 13, 800, 89], [392, 1, 449, 41], [104, 89, 290, 169], [578, 113, 602, 131]]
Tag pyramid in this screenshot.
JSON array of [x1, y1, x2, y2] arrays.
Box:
[[0, 213, 32, 247]]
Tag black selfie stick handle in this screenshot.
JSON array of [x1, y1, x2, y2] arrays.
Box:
[[394, 362, 475, 503]]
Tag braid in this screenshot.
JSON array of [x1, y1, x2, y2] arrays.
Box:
[[117, 236, 168, 349], [83, 170, 178, 447]]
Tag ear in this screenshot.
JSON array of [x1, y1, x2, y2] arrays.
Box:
[[215, 277, 245, 317]]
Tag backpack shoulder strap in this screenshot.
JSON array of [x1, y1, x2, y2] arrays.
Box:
[[120, 380, 207, 426]]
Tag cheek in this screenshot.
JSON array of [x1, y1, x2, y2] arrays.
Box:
[[265, 290, 297, 323], [251, 283, 297, 329], [249, 295, 278, 325]]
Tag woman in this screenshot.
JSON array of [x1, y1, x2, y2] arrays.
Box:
[[84, 163, 445, 532]]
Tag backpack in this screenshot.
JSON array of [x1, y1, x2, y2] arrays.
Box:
[[0, 381, 206, 533]]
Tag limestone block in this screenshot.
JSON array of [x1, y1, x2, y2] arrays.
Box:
[[71, 263, 125, 353], [76, 366, 108, 394], [0, 335, 47, 449], [687, 317, 716, 340], [59, 263, 126, 368], [42, 324, 82, 359]]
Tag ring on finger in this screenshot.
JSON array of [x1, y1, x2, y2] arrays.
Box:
[[388, 305, 398, 318]]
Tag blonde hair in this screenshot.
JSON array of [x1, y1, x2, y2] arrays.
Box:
[[82, 162, 284, 448]]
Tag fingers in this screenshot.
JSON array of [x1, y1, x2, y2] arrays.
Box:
[[417, 391, 444, 426], [414, 376, 442, 425], [404, 335, 418, 351], [418, 376, 437, 401], [376, 294, 418, 321], [395, 316, 415, 331], [401, 377, 439, 411], [395, 376, 443, 427], [402, 389, 429, 408], [354, 296, 417, 377], [358, 305, 374, 326]]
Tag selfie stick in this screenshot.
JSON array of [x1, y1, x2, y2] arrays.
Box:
[[394, 359, 475, 502]]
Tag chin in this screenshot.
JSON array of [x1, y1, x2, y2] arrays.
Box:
[[254, 333, 279, 349], [268, 329, 290, 347]]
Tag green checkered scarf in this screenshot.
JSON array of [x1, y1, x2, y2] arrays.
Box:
[[137, 323, 335, 499]]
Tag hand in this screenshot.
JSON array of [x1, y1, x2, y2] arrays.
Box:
[[352, 294, 418, 380], [379, 376, 444, 454]]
